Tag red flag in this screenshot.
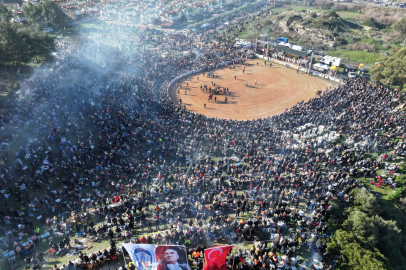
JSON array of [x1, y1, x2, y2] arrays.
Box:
[[204, 245, 233, 270]]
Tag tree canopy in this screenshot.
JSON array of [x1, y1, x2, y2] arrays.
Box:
[[370, 47, 406, 89], [392, 16, 406, 43], [0, 3, 56, 67], [23, 0, 69, 30], [328, 189, 406, 270], [0, 3, 12, 23]]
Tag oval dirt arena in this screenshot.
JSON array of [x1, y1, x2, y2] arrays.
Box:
[[169, 60, 336, 120]]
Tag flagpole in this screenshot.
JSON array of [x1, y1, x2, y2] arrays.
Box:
[[231, 245, 236, 270], [121, 244, 127, 267]]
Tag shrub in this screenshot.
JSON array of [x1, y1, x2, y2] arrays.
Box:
[[326, 10, 339, 18], [348, 42, 375, 52], [319, 1, 334, 10], [388, 187, 405, 201], [263, 20, 272, 27], [362, 18, 377, 28], [395, 175, 406, 185], [347, 4, 364, 13], [332, 3, 348, 12], [334, 36, 347, 46]]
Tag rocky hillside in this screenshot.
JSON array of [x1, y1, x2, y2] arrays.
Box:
[[272, 10, 358, 48]]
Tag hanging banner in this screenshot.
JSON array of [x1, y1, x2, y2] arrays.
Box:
[[203, 245, 233, 270], [122, 244, 190, 270]]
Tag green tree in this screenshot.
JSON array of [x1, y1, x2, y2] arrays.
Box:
[[370, 47, 406, 90], [23, 0, 69, 30], [352, 188, 381, 216], [0, 3, 12, 23], [341, 241, 388, 270], [329, 230, 388, 270], [329, 190, 406, 270], [392, 16, 406, 43], [0, 22, 55, 66]]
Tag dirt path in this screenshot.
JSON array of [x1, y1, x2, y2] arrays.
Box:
[[169, 60, 336, 120]]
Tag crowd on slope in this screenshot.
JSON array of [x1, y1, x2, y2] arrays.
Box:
[[0, 25, 405, 270]]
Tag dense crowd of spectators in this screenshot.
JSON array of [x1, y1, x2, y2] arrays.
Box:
[[0, 21, 405, 270]]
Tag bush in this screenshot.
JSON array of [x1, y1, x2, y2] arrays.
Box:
[[310, 12, 317, 18], [362, 18, 377, 28], [319, 1, 334, 10], [347, 42, 375, 52], [334, 36, 347, 46], [388, 187, 405, 201], [360, 7, 406, 26], [326, 11, 339, 18], [395, 175, 405, 185], [263, 20, 272, 27], [332, 3, 348, 12], [347, 4, 364, 13]]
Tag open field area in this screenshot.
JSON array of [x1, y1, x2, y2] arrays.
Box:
[[170, 60, 334, 120]]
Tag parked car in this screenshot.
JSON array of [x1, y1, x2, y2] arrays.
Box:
[[348, 72, 357, 79]]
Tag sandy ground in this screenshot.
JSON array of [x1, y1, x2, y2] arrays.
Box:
[[169, 60, 336, 120]]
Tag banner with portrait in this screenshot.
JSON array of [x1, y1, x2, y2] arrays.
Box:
[[122, 244, 190, 270]]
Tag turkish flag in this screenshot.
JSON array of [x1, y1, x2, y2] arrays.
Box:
[[203, 245, 233, 270]]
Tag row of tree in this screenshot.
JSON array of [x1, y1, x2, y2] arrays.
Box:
[[0, 1, 69, 67]]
